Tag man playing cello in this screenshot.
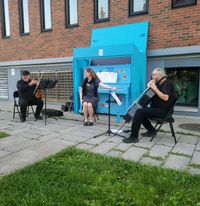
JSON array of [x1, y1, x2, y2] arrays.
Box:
[[17, 70, 44, 122], [123, 68, 176, 143]]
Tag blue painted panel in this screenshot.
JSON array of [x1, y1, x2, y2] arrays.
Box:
[[91, 21, 148, 54], [74, 44, 138, 58]]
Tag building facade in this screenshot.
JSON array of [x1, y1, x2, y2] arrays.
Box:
[[0, 0, 200, 115]]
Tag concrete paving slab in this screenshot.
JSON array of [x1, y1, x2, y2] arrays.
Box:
[[179, 135, 199, 145], [114, 143, 132, 152], [134, 137, 157, 149], [121, 147, 148, 161], [86, 135, 110, 145], [107, 136, 124, 144], [76, 143, 94, 151], [172, 142, 195, 156], [91, 142, 118, 154], [156, 134, 178, 147], [0, 150, 10, 158], [163, 154, 190, 171], [107, 150, 122, 158], [191, 151, 200, 165], [148, 145, 172, 159], [196, 139, 200, 151], [188, 167, 200, 176], [140, 157, 163, 167], [0, 139, 77, 175]]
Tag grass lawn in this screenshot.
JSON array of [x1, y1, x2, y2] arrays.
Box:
[[0, 131, 9, 139], [0, 148, 199, 206]]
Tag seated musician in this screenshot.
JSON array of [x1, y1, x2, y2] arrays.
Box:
[[80, 68, 116, 126], [123, 68, 176, 143], [17, 70, 44, 122]]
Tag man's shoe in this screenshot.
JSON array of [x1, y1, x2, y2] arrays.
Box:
[[123, 136, 138, 143], [20, 118, 26, 123], [35, 116, 43, 120], [141, 130, 157, 137]]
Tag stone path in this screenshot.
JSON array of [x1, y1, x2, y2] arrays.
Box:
[[0, 111, 200, 176]]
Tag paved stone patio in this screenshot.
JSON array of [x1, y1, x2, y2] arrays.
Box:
[[0, 108, 200, 176]]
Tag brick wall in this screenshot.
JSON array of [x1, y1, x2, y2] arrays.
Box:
[[0, 0, 200, 62]]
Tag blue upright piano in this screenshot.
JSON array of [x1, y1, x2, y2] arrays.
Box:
[[73, 21, 149, 116]]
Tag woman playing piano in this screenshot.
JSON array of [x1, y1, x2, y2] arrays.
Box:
[[80, 68, 116, 126]]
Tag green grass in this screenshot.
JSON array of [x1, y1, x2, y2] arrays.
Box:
[[0, 131, 9, 139], [0, 148, 200, 206]]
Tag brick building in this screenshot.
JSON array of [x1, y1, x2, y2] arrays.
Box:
[[0, 0, 200, 115]]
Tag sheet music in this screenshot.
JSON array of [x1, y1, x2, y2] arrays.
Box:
[[96, 72, 117, 83], [111, 91, 122, 105]]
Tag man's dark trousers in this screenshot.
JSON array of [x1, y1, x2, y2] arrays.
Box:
[[131, 107, 167, 137], [19, 98, 43, 120]]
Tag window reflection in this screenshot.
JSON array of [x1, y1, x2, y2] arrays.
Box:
[[166, 68, 199, 106], [41, 0, 52, 30], [172, 0, 196, 8], [98, 0, 109, 19], [21, 0, 30, 34], [2, 0, 11, 37], [67, 0, 78, 26]]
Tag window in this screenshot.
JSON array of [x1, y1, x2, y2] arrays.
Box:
[[66, 0, 78, 27], [40, 0, 52, 31], [94, 0, 110, 23], [20, 0, 30, 35], [129, 0, 148, 16], [0, 70, 8, 99], [166, 67, 199, 106], [172, 0, 197, 9], [1, 0, 11, 37]]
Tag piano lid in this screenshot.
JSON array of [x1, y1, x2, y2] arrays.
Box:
[[91, 21, 149, 54]]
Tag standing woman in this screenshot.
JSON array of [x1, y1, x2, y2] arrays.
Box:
[[80, 68, 116, 126]]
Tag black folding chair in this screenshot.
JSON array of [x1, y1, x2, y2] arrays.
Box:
[[13, 91, 35, 119], [150, 98, 177, 144]]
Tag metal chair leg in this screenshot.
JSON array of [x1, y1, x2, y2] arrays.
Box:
[[150, 124, 162, 142], [13, 105, 15, 119], [169, 122, 177, 144], [31, 105, 35, 115]]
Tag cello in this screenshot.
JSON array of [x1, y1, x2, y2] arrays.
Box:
[[113, 76, 167, 135]]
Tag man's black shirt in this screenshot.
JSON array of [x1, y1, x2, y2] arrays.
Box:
[[17, 79, 36, 102], [151, 79, 176, 112]]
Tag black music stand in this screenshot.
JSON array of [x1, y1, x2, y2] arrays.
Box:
[[93, 90, 125, 138], [39, 79, 58, 125]]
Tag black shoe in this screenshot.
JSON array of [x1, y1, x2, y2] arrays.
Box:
[[83, 121, 88, 126], [141, 130, 157, 137], [123, 136, 138, 143], [20, 118, 26, 123], [88, 122, 94, 126], [35, 116, 43, 120]]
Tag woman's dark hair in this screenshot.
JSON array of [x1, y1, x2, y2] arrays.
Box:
[[85, 68, 100, 81]]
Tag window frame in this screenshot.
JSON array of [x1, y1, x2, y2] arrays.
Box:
[[1, 0, 11, 38], [65, 0, 79, 28], [129, 0, 149, 16], [19, 0, 30, 35], [40, 0, 52, 32], [94, 0, 110, 23], [172, 0, 197, 9]]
